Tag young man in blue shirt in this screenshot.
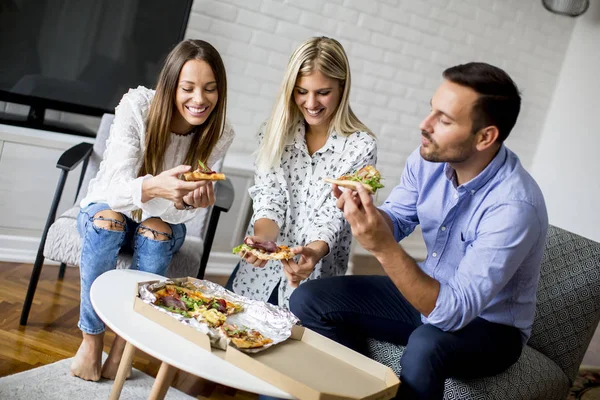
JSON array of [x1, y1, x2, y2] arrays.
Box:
[[289, 62, 548, 400]]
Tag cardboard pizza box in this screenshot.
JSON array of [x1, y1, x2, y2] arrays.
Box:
[[226, 325, 400, 400], [133, 278, 400, 399]]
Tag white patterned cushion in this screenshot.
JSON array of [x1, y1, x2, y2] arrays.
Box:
[[367, 225, 600, 400]]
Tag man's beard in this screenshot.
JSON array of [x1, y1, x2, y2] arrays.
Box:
[[420, 130, 475, 163]]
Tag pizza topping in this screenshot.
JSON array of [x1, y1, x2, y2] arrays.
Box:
[[344, 165, 384, 191], [325, 165, 384, 193], [153, 284, 242, 327], [243, 237, 278, 253], [157, 295, 186, 311], [208, 298, 227, 314], [196, 160, 215, 174]]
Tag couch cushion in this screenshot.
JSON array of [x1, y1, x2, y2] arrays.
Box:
[[367, 339, 571, 400]]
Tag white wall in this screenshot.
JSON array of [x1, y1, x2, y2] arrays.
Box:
[[531, 0, 600, 242], [184, 0, 576, 202]]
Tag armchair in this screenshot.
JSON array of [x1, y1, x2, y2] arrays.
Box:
[[20, 113, 234, 326], [367, 225, 600, 399]]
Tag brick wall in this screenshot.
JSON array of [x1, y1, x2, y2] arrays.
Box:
[[185, 0, 576, 203]]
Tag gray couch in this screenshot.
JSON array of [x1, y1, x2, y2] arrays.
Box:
[[367, 225, 600, 400], [20, 113, 234, 325]]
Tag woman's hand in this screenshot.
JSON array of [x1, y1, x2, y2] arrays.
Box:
[[240, 235, 271, 268], [281, 241, 329, 288], [141, 165, 204, 204], [178, 181, 215, 210]]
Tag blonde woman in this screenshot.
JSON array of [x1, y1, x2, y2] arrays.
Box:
[[70, 39, 234, 381], [227, 36, 377, 309]]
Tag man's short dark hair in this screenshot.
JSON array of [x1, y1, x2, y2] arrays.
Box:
[[442, 62, 521, 143]]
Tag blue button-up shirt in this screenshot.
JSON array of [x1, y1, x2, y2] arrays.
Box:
[[379, 145, 548, 343]]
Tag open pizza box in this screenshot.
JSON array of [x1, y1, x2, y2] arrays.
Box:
[[133, 277, 400, 400]]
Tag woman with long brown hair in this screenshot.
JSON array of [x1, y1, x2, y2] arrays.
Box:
[[70, 39, 234, 381]]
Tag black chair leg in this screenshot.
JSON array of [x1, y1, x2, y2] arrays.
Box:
[[20, 169, 68, 326], [58, 263, 67, 280], [197, 209, 222, 279], [20, 251, 46, 326]]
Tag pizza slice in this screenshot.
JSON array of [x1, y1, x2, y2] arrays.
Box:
[[183, 160, 226, 181], [152, 283, 243, 326], [323, 165, 384, 194], [221, 323, 273, 349], [232, 237, 295, 261]]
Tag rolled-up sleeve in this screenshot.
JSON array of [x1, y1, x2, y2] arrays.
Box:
[[248, 125, 287, 227], [249, 167, 287, 228], [378, 149, 421, 242], [426, 201, 543, 331]]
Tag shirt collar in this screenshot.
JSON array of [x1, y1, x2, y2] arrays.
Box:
[[444, 145, 507, 193], [286, 119, 345, 154]]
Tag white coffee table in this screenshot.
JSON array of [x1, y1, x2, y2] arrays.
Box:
[[90, 269, 293, 400]]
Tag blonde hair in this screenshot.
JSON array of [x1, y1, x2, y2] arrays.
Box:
[[255, 36, 371, 171], [132, 39, 227, 220]]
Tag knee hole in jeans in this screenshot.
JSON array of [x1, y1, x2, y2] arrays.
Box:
[[138, 217, 172, 241], [92, 210, 126, 231]]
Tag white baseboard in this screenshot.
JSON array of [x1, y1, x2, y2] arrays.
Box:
[[0, 234, 60, 265], [0, 233, 237, 276]]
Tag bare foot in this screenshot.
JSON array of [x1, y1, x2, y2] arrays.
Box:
[[101, 335, 132, 380], [70, 332, 104, 381]]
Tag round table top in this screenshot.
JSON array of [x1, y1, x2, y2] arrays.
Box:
[[90, 269, 293, 398]]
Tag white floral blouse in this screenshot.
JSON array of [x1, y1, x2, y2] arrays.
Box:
[[232, 119, 378, 308]]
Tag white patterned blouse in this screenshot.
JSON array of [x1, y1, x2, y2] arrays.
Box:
[[232, 119, 378, 308]]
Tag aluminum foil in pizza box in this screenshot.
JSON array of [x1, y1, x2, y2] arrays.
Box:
[[138, 277, 298, 353]]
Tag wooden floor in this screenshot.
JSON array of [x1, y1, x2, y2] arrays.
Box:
[[0, 261, 255, 399]]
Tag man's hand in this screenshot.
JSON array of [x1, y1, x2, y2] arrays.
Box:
[[333, 184, 395, 253], [281, 241, 328, 288]]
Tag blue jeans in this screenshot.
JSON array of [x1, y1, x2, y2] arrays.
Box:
[[289, 275, 523, 400], [77, 203, 186, 334]]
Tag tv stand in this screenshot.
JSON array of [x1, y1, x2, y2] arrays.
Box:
[[0, 110, 96, 138]]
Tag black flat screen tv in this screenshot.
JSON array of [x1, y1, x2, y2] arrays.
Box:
[[0, 0, 192, 136]]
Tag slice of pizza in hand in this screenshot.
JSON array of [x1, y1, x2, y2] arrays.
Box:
[[221, 323, 273, 349], [323, 165, 384, 194], [183, 160, 226, 181], [232, 237, 295, 261]]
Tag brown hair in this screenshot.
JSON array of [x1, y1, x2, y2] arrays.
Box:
[[443, 62, 520, 143], [133, 39, 227, 220]]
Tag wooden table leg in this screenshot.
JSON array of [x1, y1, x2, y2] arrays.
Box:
[[148, 362, 178, 400], [109, 341, 136, 400]]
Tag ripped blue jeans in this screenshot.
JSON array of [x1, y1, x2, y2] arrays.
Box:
[[77, 203, 186, 334]]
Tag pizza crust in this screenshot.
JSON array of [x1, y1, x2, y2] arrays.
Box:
[[183, 171, 226, 181]]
